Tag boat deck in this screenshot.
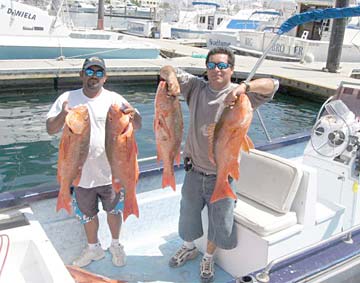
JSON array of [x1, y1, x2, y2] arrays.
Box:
[[11, 172, 234, 283], [0, 35, 359, 98]]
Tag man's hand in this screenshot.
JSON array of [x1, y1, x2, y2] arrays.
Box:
[[61, 101, 70, 115], [46, 100, 69, 135], [165, 74, 180, 97], [122, 104, 136, 120], [224, 83, 247, 107]]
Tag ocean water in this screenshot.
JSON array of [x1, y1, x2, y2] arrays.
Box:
[[0, 81, 323, 193]]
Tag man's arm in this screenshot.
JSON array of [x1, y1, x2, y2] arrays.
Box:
[[224, 78, 278, 107], [46, 101, 69, 135]]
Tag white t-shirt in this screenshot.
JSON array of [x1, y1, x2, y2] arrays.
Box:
[[47, 88, 129, 188]]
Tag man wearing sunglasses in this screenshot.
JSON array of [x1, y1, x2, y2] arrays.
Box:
[[46, 56, 141, 269], [160, 47, 279, 283]]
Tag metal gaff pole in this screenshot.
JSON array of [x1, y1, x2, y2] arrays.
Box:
[[243, 34, 280, 142]]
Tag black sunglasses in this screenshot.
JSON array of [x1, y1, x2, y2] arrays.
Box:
[[206, 62, 232, 70], [85, 68, 105, 78]]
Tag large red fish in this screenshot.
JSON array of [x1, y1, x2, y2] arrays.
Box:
[[57, 105, 90, 214], [66, 265, 126, 283], [105, 104, 139, 221], [154, 81, 183, 191], [208, 93, 254, 203]]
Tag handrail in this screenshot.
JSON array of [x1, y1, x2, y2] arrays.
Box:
[[255, 224, 360, 283]]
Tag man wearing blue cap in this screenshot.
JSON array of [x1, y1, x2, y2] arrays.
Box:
[[46, 56, 142, 268]]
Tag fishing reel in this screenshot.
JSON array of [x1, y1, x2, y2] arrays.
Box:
[[310, 100, 354, 158]]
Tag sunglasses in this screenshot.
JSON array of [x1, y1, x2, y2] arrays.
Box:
[[84, 68, 105, 78], [206, 62, 232, 70]]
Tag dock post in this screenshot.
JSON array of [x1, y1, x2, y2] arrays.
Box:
[[325, 0, 349, 73], [97, 0, 105, 30]]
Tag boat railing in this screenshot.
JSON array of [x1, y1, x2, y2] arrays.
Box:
[[254, 223, 360, 283]]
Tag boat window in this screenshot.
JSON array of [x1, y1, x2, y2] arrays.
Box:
[[34, 27, 44, 31], [69, 33, 111, 40], [217, 18, 223, 25], [199, 16, 206, 24]]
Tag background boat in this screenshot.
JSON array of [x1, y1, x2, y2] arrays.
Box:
[[0, 0, 160, 59], [207, 0, 360, 62]]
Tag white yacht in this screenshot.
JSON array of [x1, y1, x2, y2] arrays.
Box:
[[0, 0, 160, 59], [207, 0, 360, 62]]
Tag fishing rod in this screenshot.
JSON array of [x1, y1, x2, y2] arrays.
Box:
[[248, 5, 360, 142]]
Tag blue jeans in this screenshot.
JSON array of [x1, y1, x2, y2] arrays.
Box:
[[178, 170, 237, 249]]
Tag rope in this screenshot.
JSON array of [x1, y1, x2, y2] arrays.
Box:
[[55, 47, 132, 60], [0, 234, 10, 279]]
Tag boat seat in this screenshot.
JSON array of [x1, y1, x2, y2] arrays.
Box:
[[233, 149, 303, 236]]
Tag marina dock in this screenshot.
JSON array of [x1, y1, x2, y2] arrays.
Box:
[[0, 37, 359, 99]]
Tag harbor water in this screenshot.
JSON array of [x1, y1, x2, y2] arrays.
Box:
[[0, 81, 322, 193]]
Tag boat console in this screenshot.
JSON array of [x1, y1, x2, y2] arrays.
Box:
[[196, 82, 360, 280]]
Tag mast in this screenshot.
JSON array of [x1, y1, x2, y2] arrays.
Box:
[[97, 0, 105, 30]]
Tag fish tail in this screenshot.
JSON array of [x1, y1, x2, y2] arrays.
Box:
[[123, 194, 139, 222], [162, 167, 176, 191], [56, 190, 72, 214], [210, 178, 237, 204]]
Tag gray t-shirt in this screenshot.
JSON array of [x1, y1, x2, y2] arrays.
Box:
[[177, 71, 279, 174]]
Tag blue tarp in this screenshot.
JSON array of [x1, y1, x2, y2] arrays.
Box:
[[278, 5, 360, 35], [226, 20, 261, 30]]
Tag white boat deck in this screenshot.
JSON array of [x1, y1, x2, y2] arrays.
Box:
[[0, 172, 234, 283]]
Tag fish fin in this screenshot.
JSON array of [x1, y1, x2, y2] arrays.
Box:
[[210, 178, 237, 203], [162, 168, 176, 191], [242, 135, 254, 152], [73, 171, 82, 187], [123, 194, 139, 222], [112, 177, 123, 193], [156, 143, 162, 163], [175, 150, 181, 166], [247, 136, 255, 149], [56, 189, 72, 214], [229, 160, 240, 180], [207, 123, 216, 165]]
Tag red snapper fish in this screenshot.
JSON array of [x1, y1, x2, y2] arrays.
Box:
[[154, 81, 183, 191], [105, 104, 139, 221], [208, 93, 254, 203], [57, 105, 90, 214]]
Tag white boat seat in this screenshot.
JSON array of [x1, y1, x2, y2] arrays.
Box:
[[235, 149, 303, 214], [234, 195, 297, 236], [232, 149, 303, 236]]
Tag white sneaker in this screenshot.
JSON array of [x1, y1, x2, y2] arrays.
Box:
[[109, 243, 126, 267], [200, 256, 215, 283], [72, 245, 105, 267], [168, 245, 199, 267]]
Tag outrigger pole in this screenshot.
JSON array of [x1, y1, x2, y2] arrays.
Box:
[[248, 5, 360, 142]]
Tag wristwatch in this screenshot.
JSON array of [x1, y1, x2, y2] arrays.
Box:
[[240, 80, 251, 92]]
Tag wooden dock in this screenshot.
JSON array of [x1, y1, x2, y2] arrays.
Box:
[[0, 36, 358, 99]]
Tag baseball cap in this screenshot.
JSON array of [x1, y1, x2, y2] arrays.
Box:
[[82, 56, 106, 70]]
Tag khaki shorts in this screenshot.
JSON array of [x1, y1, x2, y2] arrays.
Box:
[[73, 184, 124, 224]]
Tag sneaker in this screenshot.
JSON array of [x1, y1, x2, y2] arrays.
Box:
[[200, 256, 215, 283], [72, 245, 105, 267], [109, 243, 126, 267], [168, 245, 199, 267]]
